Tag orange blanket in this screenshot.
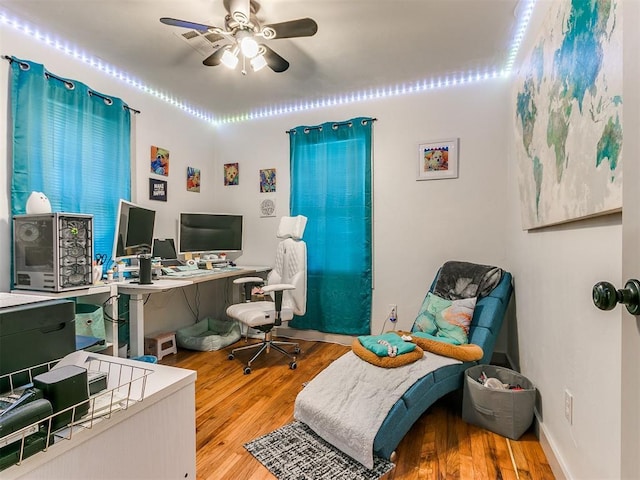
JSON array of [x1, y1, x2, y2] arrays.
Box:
[[394, 331, 483, 362], [351, 338, 424, 367]]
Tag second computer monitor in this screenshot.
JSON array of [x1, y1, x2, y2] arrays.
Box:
[[112, 200, 156, 261], [178, 213, 243, 255]]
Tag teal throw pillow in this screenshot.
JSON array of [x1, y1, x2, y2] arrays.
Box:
[[411, 292, 477, 345]]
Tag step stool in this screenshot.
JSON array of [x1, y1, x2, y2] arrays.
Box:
[[144, 332, 177, 361]]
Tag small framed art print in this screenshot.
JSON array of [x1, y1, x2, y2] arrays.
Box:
[[417, 138, 459, 180]]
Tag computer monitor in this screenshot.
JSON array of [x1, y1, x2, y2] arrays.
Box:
[[112, 200, 156, 261], [178, 213, 243, 255], [152, 238, 178, 260]]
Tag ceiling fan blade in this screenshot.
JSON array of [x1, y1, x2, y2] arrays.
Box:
[[204, 32, 225, 44], [160, 17, 216, 33], [262, 18, 318, 39], [203, 47, 227, 66], [262, 45, 290, 73]]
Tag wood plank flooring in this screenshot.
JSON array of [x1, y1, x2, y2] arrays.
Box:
[[161, 339, 555, 480]]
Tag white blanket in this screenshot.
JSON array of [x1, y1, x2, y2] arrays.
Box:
[[294, 350, 460, 469]]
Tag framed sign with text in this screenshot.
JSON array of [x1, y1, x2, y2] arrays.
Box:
[[149, 178, 167, 201]]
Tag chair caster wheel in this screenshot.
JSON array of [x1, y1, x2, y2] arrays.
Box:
[[228, 354, 234, 360], [243, 367, 252, 375], [293, 347, 301, 354], [289, 362, 297, 370]]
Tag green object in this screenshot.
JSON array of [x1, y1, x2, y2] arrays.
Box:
[[412, 292, 477, 345], [74, 304, 106, 340], [176, 317, 241, 351], [356, 332, 415, 357]]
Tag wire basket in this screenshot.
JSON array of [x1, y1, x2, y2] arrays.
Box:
[[0, 355, 154, 470]]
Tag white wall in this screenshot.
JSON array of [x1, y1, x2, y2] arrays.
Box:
[[210, 81, 511, 342], [504, 1, 623, 478]]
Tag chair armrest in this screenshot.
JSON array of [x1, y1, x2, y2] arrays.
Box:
[[233, 277, 266, 285], [262, 283, 295, 293]]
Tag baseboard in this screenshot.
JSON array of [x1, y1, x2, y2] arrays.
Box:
[[535, 415, 570, 479], [273, 326, 354, 346]]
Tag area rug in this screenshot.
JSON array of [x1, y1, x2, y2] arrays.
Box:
[[244, 421, 394, 480]]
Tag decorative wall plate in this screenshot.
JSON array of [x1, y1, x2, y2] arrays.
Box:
[[260, 198, 276, 217]]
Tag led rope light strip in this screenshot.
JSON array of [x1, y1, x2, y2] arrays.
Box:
[[0, 0, 536, 126], [220, 70, 508, 125], [0, 11, 219, 125], [215, 0, 538, 124], [504, 0, 536, 74]]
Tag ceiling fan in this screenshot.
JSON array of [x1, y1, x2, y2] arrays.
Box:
[[160, 0, 318, 74]]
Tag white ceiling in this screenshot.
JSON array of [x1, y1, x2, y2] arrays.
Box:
[[0, 0, 523, 121]]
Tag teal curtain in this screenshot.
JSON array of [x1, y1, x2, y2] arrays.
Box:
[[10, 57, 131, 263], [289, 117, 373, 335]]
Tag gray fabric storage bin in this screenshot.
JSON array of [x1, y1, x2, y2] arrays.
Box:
[[462, 364, 536, 440]]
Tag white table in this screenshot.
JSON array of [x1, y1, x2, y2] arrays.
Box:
[[118, 266, 268, 356]]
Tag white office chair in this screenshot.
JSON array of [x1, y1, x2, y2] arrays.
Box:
[[226, 215, 307, 374]]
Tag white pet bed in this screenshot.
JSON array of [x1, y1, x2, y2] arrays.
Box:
[[176, 317, 241, 351]]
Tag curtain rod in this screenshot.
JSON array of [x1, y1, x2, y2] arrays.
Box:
[[2, 55, 141, 114], [285, 117, 377, 134]]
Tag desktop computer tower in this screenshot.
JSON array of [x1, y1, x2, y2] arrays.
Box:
[[13, 213, 94, 292]]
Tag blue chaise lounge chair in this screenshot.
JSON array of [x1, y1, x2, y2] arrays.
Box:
[[294, 261, 513, 468]]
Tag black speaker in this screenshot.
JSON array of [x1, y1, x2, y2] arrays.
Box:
[[139, 255, 153, 284], [33, 365, 89, 431]]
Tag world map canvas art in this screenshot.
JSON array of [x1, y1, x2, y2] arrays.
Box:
[[514, 0, 622, 229]]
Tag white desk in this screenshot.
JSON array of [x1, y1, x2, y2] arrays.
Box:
[[118, 267, 268, 356]]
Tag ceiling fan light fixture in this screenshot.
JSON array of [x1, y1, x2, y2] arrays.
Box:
[[220, 48, 239, 69], [162, 1, 318, 76], [240, 36, 259, 58], [251, 54, 267, 72]]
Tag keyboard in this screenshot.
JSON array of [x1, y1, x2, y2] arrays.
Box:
[[161, 267, 212, 278], [211, 266, 240, 272], [159, 265, 242, 278]]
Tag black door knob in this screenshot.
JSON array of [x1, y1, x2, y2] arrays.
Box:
[[593, 279, 640, 315]]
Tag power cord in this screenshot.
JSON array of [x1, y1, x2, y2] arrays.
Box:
[[379, 305, 398, 334], [102, 295, 127, 325], [180, 287, 199, 322]]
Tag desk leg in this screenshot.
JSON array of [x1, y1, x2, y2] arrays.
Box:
[[107, 284, 119, 357], [129, 293, 145, 357]]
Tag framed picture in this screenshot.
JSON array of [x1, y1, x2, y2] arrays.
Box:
[[417, 138, 459, 180], [149, 178, 167, 201], [260, 168, 276, 192], [187, 166, 200, 192], [224, 163, 239, 186], [150, 146, 169, 176]]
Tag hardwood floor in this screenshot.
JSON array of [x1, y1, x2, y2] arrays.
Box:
[[161, 339, 555, 480]]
